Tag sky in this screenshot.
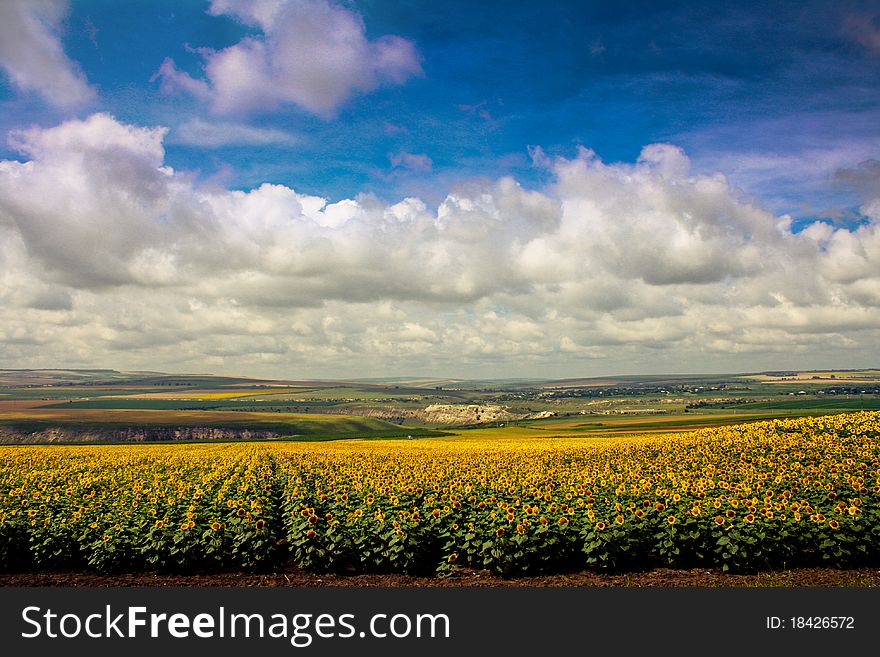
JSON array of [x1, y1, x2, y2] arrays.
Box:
[[1, 0, 880, 379]]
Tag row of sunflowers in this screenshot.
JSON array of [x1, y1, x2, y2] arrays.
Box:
[[1, 412, 878, 574]]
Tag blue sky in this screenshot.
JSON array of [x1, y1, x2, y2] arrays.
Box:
[[1, 0, 880, 378], [3, 0, 878, 218]]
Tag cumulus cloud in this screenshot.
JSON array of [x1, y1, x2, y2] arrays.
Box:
[[1, 113, 879, 377], [155, 0, 422, 117], [0, 0, 95, 108]]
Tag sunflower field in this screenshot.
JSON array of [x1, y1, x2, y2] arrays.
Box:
[[1, 412, 879, 575]]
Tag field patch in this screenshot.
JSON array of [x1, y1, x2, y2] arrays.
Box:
[[103, 388, 311, 401], [0, 407, 422, 444], [1, 412, 877, 575], [483, 410, 856, 438], [733, 398, 880, 411]]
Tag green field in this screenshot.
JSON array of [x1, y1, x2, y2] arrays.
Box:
[[2, 368, 880, 444], [42, 398, 340, 410], [731, 398, 880, 411]]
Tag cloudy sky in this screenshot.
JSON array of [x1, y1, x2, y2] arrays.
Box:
[[1, 0, 879, 379]]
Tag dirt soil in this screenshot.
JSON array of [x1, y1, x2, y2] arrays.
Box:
[[3, 567, 879, 587]]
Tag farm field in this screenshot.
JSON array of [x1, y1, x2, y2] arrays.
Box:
[[3, 368, 880, 444], [1, 411, 878, 576], [0, 407, 436, 442]]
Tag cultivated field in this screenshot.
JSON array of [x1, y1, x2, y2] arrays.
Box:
[[4, 367, 880, 444], [1, 412, 877, 576]]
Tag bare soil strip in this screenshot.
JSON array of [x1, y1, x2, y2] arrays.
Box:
[[3, 567, 879, 587]]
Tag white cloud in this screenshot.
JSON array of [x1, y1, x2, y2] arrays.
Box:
[[155, 0, 422, 117], [170, 118, 299, 147], [0, 0, 95, 108], [389, 151, 433, 174], [2, 114, 880, 377], [701, 142, 880, 208], [8, 112, 167, 161]]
